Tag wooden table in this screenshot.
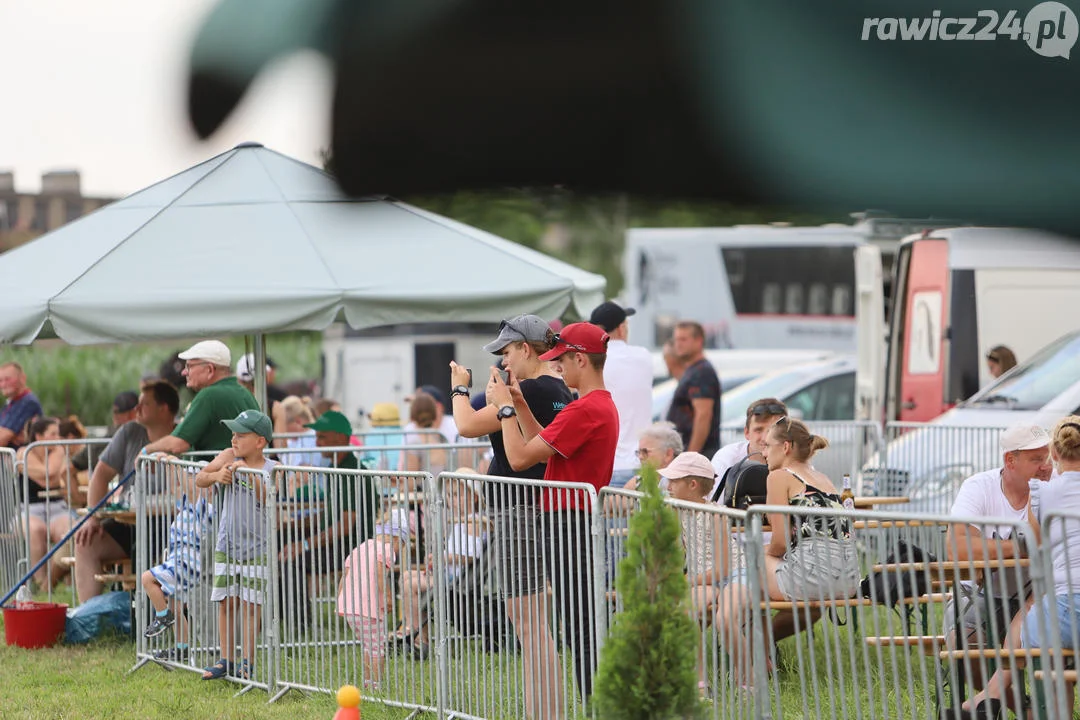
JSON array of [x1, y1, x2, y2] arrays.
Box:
[[77, 507, 137, 525], [853, 496, 910, 509]]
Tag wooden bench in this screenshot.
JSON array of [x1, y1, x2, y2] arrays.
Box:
[[852, 519, 947, 530], [939, 648, 1075, 669], [865, 634, 946, 655], [761, 593, 950, 611], [1032, 669, 1079, 683], [94, 558, 136, 591]]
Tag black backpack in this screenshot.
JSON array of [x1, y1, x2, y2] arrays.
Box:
[[859, 541, 937, 607], [715, 455, 770, 510]]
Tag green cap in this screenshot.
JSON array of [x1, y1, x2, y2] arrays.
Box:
[[304, 410, 352, 436], [221, 409, 274, 445]]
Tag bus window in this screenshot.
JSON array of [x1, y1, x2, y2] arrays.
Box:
[[762, 283, 782, 314], [721, 246, 856, 317], [832, 285, 852, 316], [808, 283, 829, 315], [785, 283, 804, 314]]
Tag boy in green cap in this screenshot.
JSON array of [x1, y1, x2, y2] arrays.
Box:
[[195, 409, 277, 682]]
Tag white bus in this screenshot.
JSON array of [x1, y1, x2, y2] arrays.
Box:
[[622, 216, 958, 421]]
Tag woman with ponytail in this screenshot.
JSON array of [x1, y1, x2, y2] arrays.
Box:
[[716, 416, 860, 691]]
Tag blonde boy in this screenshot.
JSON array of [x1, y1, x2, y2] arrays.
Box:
[[195, 410, 276, 681]]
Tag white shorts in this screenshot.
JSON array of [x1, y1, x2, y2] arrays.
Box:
[[25, 501, 77, 526]]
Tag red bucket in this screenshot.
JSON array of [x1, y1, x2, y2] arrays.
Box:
[[3, 602, 68, 649]]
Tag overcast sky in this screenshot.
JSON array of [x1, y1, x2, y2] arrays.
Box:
[[0, 0, 331, 198]]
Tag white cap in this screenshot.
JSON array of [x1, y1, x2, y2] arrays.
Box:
[[1000, 424, 1050, 454], [659, 451, 717, 480], [235, 353, 271, 383], [177, 340, 231, 368]]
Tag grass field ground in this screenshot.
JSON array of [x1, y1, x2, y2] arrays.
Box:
[[0, 597, 955, 720]]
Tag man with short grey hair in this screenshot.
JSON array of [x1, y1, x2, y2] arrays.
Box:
[[143, 340, 259, 455], [621, 422, 684, 494]]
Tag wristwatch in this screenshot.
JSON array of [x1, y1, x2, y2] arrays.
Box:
[[497, 405, 517, 420], [451, 385, 470, 398]]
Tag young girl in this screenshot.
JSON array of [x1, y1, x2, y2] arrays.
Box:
[[660, 451, 730, 695], [195, 410, 276, 682], [16, 416, 78, 589], [398, 474, 488, 656], [337, 508, 414, 690]]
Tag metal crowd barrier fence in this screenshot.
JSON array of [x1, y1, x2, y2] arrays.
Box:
[[272, 464, 431, 709], [858, 423, 1005, 513], [0, 448, 26, 594], [719, 421, 884, 492], [122, 451, 1080, 719], [16, 437, 110, 603], [738, 504, 1045, 720], [1030, 508, 1080, 720], [182, 441, 491, 477], [129, 456, 604, 719], [599, 485, 754, 717], [429, 471, 604, 720], [134, 456, 277, 693]]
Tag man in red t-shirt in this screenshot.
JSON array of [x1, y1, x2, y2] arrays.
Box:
[[491, 321, 619, 703]]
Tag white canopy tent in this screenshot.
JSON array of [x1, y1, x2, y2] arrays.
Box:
[[0, 142, 605, 347], [0, 142, 605, 408]]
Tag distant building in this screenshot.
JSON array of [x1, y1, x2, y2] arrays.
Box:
[[0, 170, 116, 252]]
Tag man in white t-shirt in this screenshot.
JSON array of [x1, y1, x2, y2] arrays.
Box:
[[709, 398, 788, 501], [942, 423, 1053, 703], [589, 301, 652, 488]]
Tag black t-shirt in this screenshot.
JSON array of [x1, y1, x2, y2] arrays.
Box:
[[267, 384, 288, 405], [486, 375, 572, 504], [666, 357, 722, 458]]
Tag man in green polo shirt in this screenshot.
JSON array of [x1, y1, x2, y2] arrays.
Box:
[[278, 410, 380, 627], [144, 340, 259, 455]]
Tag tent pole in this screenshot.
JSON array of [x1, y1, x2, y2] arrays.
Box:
[[252, 334, 268, 413]]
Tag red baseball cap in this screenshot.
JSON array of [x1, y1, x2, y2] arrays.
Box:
[[539, 322, 610, 360]]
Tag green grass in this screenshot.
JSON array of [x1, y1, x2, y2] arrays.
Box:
[[0, 608, 948, 720], [0, 634, 409, 720]]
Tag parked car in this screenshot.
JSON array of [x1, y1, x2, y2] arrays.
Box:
[[651, 369, 761, 424], [650, 348, 836, 385], [714, 356, 864, 481], [860, 330, 1080, 511]]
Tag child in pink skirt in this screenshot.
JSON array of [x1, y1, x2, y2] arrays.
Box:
[[337, 508, 412, 689]]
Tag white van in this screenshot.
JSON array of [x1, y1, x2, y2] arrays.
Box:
[[864, 330, 1080, 510], [885, 227, 1080, 423]]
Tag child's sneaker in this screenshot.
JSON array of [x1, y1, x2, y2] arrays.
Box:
[[152, 646, 189, 663], [144, 609, 175, 638]]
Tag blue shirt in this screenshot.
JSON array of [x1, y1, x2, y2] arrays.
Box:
[[0, 390, 43, 449]]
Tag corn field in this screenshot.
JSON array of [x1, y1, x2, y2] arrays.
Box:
[[0, 332, 322, 427]]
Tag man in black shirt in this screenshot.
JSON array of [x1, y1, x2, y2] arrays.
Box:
[[665, 320, 721, 458]]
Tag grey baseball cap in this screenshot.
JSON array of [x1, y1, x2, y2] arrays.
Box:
[[482, 315, 552, 354]]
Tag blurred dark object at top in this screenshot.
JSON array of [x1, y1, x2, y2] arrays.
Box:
[[186, 0, 1080, 235]]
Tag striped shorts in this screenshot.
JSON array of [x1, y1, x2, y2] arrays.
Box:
[[149, 558, 200, 601], [211, 551, 267, 605], [345, 615, 387, 659]]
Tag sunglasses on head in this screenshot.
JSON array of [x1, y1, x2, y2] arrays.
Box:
[[771, 416, 793, 429], [499, 318, 523, 335], [748, 403, 786, 418], [551, 334, 588, 353], [987, 354, 1001, 362]]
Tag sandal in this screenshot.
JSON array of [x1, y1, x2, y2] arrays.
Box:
[[201, 658, 234, 680], [238, 659, 254, 681]]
